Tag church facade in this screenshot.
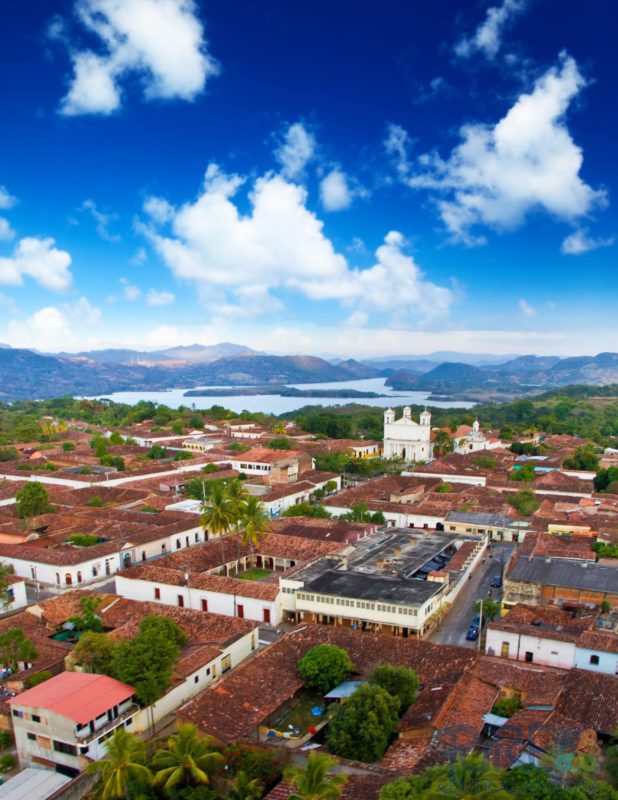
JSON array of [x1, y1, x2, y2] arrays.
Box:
[[383, 407, 433, 462]]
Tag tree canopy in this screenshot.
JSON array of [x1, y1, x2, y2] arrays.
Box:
[[327, 683, 400, 763], [298, 644, 354, 695]]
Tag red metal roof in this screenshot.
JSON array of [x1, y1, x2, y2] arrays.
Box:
[[8, 672, 135, 724]]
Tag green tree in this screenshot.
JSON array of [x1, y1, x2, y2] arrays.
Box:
[[272, 422, 287, 435], [0, 447, 19, 462], [424, 754, 512, 800], [436, 482, 452, 493], [101, 454, 125, 470], [433, 430, 454, 457], [0, 564, 16, 611], [72, 632, 118, 674], [109, 431, 124, 444], [0, 628, 38, 672], [283, 752, 347, 800], [171, 420, 185, 435], [147, 445, 168, 460], [241, 496, 270, 550], [87, 727, 152, 800], [281, 502, 331, 519], [15, 481, 52, 518], [68, 596, 104, 632], [506, 489, 540, 516], [510, 463, 536, 482], [200, 482, 235, 541], [298, 644, 354, 694], [474, 598, 502, 622], [228, 770, 263, 800], [112, 616, 187, 707], [267, 437, 293, 450], [152, 723, 223, 793], [563, 445, 600, 472], [327, 683, 400, 763], [370, 664, 419, 714]]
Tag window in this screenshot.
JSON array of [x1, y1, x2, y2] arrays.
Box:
[[176, 540, 181, 549], [590, 655, 600, 665], [194, 675, 199, 683], [501, 642, 510, 658], [32, 714, 41, 723], [525, 651, 534, 663], [27, 733, 35, 741], [12, 710, 23, 718], [195, 532, 199, 543], [154, 587, 161, 600], [201, 599, 208, 612], [177, 595, 184, 608], [53, 740, 78, 756], [237, 604, 244, 618]]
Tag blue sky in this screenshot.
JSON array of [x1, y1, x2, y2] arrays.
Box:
[[0, 0, 616, 357]]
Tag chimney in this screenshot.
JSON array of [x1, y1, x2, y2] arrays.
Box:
[[184, 569, 190, 585]]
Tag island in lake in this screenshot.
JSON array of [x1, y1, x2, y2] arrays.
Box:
[[183, 384, 389, 399]]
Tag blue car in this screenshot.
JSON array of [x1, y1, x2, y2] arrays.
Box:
[[491, 576, 502, 588], [466, 626, 479, 641]]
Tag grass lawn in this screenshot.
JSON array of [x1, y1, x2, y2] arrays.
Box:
[[274, 691, 327, 735], [238, 568, 273, 581]]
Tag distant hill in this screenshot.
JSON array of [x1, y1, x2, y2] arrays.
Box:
[[62, 342, 258, 365], [0, 348, 381, 402], [386, 352, 618, 397]]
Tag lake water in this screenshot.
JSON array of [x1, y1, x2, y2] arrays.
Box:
[[87, 378, 475, 414]]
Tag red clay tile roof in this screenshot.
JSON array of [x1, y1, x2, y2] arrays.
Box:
[[556, 669, 618, 735]]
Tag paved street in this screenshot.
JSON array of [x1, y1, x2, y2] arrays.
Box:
[[429, 543, 513, 648]]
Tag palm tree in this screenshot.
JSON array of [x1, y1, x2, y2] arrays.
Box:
[[152, 723, 223, 793], [87, 727, 152, 800], [433, 430, 454, 457], [226, 478, 250, 562], [284, 752, 347, 800], [229, 769, 263, 800], [425, 754, 512, 800], [240, 496, 270, 551], [201, 481, 235, 566]]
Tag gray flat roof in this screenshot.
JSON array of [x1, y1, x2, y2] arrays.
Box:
[[508, 557, 618, 594], [304, 568, 442, 606], [346, 530, 458, 578], [0, 769, 71, 800]]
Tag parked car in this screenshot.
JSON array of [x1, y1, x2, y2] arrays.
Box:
[[491, 576, 502, 588], [466, 626, 479, 641], [471, 614, 483, 627]]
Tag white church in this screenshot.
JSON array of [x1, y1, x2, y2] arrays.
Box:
[[383, 407, 433, 462]]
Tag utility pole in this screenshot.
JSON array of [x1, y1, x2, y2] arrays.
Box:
[[477, 598, 483, 652]]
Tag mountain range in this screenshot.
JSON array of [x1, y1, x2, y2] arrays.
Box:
[[386, 353, 618, 398], [1, 344, 618, 403]]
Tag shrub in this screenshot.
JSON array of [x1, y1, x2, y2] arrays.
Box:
[[0, 753, 14, 772], [0, 448, 19, 462], [0, 731, 13, 749], [202, 464, 219, 474], [506, 490, 540, 516], [491, 694, 522, 718], [62, 442, 75, 452], [68, 534, 99, 547], [24, 670, 53, 688], [88, 495, 105, 507], [298, 644, 354, 694]]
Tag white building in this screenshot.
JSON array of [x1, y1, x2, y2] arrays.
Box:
[[452, 420, 502, 454], [383, 408, 433, 462], [9, 672, 137, 777]]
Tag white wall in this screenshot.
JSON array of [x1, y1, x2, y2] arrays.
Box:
[[485, 629, 575, 670], [402, 471, 487, 486], [574, 647, 618, 675], [115, 574, 282, 625]]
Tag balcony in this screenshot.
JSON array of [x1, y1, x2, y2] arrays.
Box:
[[75, 704, 139, 744]]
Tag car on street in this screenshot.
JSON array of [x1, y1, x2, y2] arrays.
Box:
[[491, 576, 502, 588], [466, 626, 479, 641]]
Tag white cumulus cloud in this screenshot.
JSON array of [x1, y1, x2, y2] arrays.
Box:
[[8, 307, 73, 350], [406, 54, 605, 245], [141, 165, 453, 319], [59, 0, 219, 116], [119, 277, 141, 300], [0, 186, 17, 210], [455, 0, 527, 60], [561, 228, 614, 255], [320, 169, 353, 211], [81, 199, 120, 242], [0, 237, 72, 291], [66, 296, 102, 324], [274, 123, 316, 179]]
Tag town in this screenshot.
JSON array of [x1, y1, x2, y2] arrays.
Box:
[[0, 396, 616, 799]]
